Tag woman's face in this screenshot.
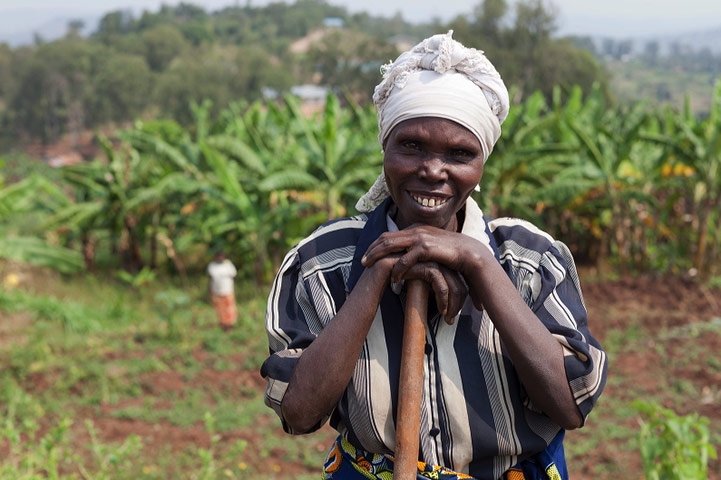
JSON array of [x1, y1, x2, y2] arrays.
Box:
[[383, 117, 484, 231]]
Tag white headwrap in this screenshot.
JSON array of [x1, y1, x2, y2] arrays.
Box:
[[356, 31, 510, 213]]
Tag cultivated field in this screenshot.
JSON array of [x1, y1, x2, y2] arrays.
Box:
[[1, 265, 719, 479]]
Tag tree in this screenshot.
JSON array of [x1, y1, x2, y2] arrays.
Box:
[[66, 19, 85, 38], [141, 24, 187, 71], [643, 40, 660, 66], [0, 174, 83, 273], [473, 0, 508, 45], [96, 9, 135, 38], [302, 29, 398, 99], [644, 81, 721, 277], [10, 39, 100, 142], [90, 53, 153, 124]]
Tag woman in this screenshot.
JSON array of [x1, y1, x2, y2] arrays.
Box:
[[261, 32, 607, 480]]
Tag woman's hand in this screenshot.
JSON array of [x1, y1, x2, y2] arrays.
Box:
[[399, 261, 467, 324], [362, 225, 483, 321], [362, 225, 485, 276]]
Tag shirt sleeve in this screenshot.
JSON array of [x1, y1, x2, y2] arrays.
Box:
[[259, 247, 330, 435], [525, 240, 608, 421]]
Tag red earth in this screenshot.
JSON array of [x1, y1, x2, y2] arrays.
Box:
[[2, 270, 720, 478], [99, 273, 721, 478]]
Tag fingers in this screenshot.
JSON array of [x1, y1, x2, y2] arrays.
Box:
[[402, 262, 448, 316], [402, 263, 467, 324], [440, 266, 468, 324], [362, 231, 414, 267], [363, 226, 466, 278], [363, 229, 434, 274], [390, 248, 424, 283]]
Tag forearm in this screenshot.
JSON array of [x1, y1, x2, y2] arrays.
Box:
[[464, 250, 583, 429], [281, 265, 390, 433]]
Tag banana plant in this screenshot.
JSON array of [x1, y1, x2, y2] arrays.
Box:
[[642, 79, 721, 276], [0, 174, 83, 273], [482, 88, 578, 220], [556, 87, 656, 265], [279, 93, 382, 218]]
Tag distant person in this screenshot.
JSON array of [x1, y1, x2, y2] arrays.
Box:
[[207, 251, 237, 330]]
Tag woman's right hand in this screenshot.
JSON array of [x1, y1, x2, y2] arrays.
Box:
[[398, 261, 468, 324], [364, 247, 467, 324]]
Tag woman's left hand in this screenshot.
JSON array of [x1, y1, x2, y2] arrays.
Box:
[[362, 224, 487, 310]]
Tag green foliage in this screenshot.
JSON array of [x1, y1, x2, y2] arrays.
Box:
[[116, 266, 157, 288], [0, 173, 84, 272], [0, 236, 84, 273], [634, 401, 717, 479], [5, 76, 721, 279], [154, 288, 192, 340], [0, 0, 610, 144], [0, 272, 315, 478]]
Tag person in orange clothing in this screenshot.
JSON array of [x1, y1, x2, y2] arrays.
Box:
[[207, 251, 237, 330]]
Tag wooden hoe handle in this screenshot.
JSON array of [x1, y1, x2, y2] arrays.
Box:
[[393, 279, 430, 480]]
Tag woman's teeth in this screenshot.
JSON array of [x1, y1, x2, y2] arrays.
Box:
[[411, 194, 447, 207]]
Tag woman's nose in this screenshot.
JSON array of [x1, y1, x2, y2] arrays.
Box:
[[418, 154, 447, 182]]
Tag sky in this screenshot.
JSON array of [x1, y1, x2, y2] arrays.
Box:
[[1, 0, 720, 44]]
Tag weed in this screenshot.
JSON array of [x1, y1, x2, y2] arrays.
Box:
[[115, 266, 157, 289], [634, 400, 718, 479], [153, 288, 191, 341]]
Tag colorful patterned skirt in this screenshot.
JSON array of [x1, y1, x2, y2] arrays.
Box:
[[322, 431, 567, 480], [211, 293, 237, 327], [322, 436, 474, 479]]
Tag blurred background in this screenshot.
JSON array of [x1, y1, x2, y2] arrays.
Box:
[[0, 1, 719, 478]]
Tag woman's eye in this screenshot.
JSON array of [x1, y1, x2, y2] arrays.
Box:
[[402, 141, 421, 151], [451, 149, 475, 160]]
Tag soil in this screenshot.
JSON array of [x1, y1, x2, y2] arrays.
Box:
[[110, 274, 721, 478], [569, 273, 721, 479], [3, 271, 720, 478]]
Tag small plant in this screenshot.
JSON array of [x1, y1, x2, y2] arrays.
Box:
[[198, 411, 221, 480], [116, 266, 157, 289], [153, 288, 191, 340], [83, 419, 143, 478], [634, 400, 717, 479]]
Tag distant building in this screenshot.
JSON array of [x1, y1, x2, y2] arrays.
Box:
[[323, 17, 344, 28], [290, 84, 330, 103], [290, 84, 331, 117]]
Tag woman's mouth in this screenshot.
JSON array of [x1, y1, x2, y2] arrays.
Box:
[[411, 193, 449, 208]]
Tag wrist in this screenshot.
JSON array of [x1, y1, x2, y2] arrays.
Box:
[[459, 242, 490, 278], [358, 259, 392, 297]]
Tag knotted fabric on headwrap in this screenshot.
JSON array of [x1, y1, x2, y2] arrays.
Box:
[[356, 31, 510, 213]]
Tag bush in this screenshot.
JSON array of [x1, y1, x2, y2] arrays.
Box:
[[634, 400, 717, 479]]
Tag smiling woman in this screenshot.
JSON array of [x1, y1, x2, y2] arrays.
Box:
[[382, 117, 484, 231], [261, 31, 607, 480]]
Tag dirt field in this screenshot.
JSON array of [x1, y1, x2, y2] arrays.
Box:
[[568, 273, 721, 478], [103, 274, 721, 477], [1, 269, 719, 479]]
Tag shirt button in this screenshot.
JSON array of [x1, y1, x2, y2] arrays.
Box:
[[424, 343, 433, 355], [429, 427, 440, 437]]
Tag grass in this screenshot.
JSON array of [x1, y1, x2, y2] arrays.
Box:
[[0, 265, 324, 479], [1, 264, 719, 478]]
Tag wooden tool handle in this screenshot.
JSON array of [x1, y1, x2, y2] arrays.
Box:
[[393, 279, 430, 480]]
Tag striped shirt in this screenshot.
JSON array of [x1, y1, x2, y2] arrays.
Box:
[[261, 198, 607, 480]]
